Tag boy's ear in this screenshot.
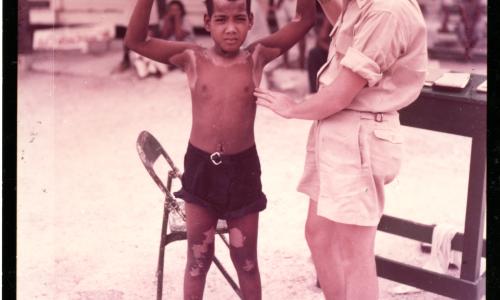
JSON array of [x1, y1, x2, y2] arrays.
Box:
[[204, 14, 211, 32], [248, 12, 254, 29]]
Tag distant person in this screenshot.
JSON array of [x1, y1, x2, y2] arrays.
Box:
[[266, 0, 280, 33], [160, 0, 195, 42], [254, 0, 428, 298], [125, 0, 315, 298], [438, 0, 455, 33], [130, 0, 195, 77], [244, 0, 272, 45], [307, 9, 331, 93], [273, 0, 306, 68], [456, 0, 483, 59], [111, 1, 160, 74]]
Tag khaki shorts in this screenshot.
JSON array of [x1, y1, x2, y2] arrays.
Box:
[[297, 109, 403, 226]]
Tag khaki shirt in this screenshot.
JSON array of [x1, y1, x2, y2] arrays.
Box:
[[317, 0, 428, 112]]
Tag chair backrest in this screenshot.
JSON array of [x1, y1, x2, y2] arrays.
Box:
[[136, 130, 180, 195]]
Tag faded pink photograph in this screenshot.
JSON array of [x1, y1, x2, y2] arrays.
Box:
[[17, 0, 486, 299]]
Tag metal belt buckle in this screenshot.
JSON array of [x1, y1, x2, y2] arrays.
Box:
[[375, 113, 384, 122], [210, 152, 222, 165]]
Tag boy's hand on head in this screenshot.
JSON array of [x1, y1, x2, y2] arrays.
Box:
[[254, 88, 295, 119]]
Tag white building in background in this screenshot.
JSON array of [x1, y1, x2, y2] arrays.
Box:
[[28, 0, 207, 52], [29, 0, 206, 29]]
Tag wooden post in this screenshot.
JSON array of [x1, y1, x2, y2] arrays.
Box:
[[18, 0, 32, 54]]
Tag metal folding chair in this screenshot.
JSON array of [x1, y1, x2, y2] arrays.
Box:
[[136, 130, 242, 300]]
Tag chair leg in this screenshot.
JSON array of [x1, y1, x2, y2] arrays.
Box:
[[156, 245, 166, 300], [217, 232, 230, 247], [156, 206, 169, 300], [212, 256, 243, 299]]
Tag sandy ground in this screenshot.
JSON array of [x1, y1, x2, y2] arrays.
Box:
[[17, 37, 486, 300]]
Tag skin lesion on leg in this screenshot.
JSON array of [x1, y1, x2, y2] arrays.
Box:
[[191, 227, 215, 258], [228, 227, 258, 274], [188, 227, 216, 278], [229, 226, 259, 272], [184, 203, 219, 299], [229, 227, 246, 248], [231, 251, 257, 274], [227, 213, 261, 299], [242, 259, 256, 272], [188, 265, 202, 277]]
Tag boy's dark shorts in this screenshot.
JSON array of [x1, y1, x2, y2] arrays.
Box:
[[173, 143, 267, 220]]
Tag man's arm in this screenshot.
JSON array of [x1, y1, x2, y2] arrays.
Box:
[[254, 66, 367, 120], [125, 0, 198, 66], [248, 0, 317, 64]]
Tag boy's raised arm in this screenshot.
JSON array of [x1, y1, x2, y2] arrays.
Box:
[[248, 0, 316, 63], [125, 0, 198, 66]]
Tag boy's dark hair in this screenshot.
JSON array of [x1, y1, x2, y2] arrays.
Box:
[[168, 0, 187, 17], [204, 0, 252, 17]]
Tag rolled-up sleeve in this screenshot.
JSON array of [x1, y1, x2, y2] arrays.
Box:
[[339, 11, 404, 87], [341, 46, 382, 87]]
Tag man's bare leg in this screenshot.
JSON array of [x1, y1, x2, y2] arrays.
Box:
[[335, 221, 378, 299], [305, 200, 345, 300], [305, 199, 379, 300]]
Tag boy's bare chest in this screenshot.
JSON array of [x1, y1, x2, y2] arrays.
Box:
[[188, 52, 259, 100], [196, 67, 254, 95]]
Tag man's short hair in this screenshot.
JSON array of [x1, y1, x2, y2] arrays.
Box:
[[204, 0, 252, 17]]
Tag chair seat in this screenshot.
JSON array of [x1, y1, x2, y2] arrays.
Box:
[[168, 200, 229, 233]]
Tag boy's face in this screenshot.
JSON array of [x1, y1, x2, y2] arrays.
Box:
[[204, 0, 253, 54]]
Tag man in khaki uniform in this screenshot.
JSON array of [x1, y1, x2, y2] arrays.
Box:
[[254, 0, 428, 298]]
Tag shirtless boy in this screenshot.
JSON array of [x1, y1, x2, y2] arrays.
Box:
[[125, 0, 314, 298]]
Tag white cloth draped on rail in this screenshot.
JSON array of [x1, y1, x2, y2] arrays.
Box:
[[390, 223, 461, 295]]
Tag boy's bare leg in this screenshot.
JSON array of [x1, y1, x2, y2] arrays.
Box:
[[305, 199, 378, 300], [227, 212, 262, 300], [184, 202, 219, 300]]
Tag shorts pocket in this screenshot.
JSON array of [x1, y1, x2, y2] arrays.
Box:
[[373, 128, 403, 144], [370, 128, 402, 184]]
